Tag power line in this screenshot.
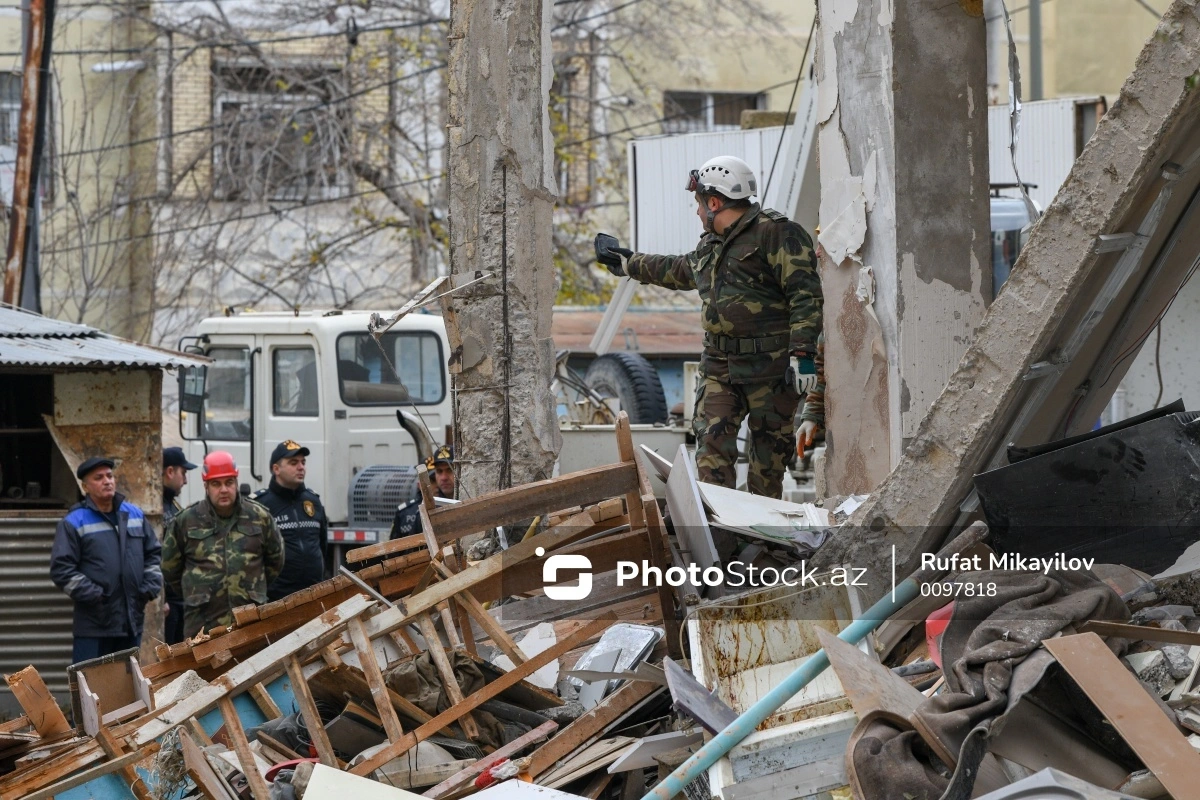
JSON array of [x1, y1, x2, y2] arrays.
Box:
[[40, 173, 441, 255], [0, 17, 447, 59], [551, 0, 647, 31]]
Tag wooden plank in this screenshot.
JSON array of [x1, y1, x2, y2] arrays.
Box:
[[0, 714, 29, 734], [527, 679, 660, 777], [21, 743, 157, 800], [133, 594, 374, 746], [181, 728, 239, 800], [363, 511, 597, 640], [259, 731, 304, 761], [641, 494, 680, 658], [415, 611, 481, 741], [1079, 620, 1200, 646], [350, 612, 617, 777], [431, 559, 526, 665], [663, 657, 736, 736], [1044, 632, 1200, 800], [425, 463, 639, 544], [348, 616, 406, 742], [424, 720, 558, 798], [453, 596, 478, 657], [191, 588, 369, 664], [249, 683, 282, 719], [469, 530, 652, 602], [346, 533, 426, 564], [218, 696, 272, 800], [96, 726, 153, 800], [6, 666, 71, 737], [233, 604, 261, 626], [284, 655, 339, 767], [615, 415, 648, 533]]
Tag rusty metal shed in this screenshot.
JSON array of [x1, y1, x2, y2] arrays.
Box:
[[0, 306, 206, 715]]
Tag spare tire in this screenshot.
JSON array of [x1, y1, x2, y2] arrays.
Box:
[[584, 352, 669, 424]]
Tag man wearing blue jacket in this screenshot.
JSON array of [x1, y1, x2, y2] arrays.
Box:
[[51, 457, 163, 663]]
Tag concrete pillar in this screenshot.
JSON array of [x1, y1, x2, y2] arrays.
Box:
[[445, 0, 561, 496], [815, 0, 991, 496]]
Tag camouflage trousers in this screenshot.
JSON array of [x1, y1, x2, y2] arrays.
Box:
[[692, 375, 800, 497]]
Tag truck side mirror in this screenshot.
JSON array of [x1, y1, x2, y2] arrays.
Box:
[[179, 365, 207, 414]]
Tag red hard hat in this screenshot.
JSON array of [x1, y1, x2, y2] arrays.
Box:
[[202, 451, 239, 482]]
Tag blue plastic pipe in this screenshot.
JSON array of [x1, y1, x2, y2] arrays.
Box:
[[643, 524, 987, 800]]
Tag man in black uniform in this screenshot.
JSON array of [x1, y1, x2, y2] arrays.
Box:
[[162, 446, 197, 644], [253, 440, 328, 601], [390, 444, 455, 539]]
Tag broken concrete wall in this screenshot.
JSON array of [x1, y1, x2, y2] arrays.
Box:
[[820, 0, 1200, 599], [816, 0, 990, 496], [445, 0, 562, 494]]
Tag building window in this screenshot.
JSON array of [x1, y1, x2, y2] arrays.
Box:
[[662, 90, 764, 134], [0, 72, 54, 203], [336, 332, 445, 406], [273, 347, 318, 417], [212, 63, 349, 201]]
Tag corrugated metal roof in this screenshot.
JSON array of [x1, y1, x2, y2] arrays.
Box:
[[553, 308, 703, 355], [0, 307, 208, 369]]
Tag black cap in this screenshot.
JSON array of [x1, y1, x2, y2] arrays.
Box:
[[270, 439, 311, 466], [76, 457, 115, 480], [424, 444, 454, 469], [163, 446, 198, 471]]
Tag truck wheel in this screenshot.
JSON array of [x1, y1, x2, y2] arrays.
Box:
[[584, 353, 668, 424]]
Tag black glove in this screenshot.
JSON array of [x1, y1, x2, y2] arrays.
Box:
[[594, 233, 633, 277]]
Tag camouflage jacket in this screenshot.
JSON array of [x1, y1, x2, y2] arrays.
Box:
[[625, 205, 821, 383], [800, 332, 826, 427], [161, 496, 284, 637]]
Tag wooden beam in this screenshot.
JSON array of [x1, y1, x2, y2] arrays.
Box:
[[431, 559, 526, 665], [615, 415, 647, 533], [345, 533, 426, 564], [181, 728, 238, 800], [363, 511, 595, 640], [425, 463, 639, 544], [423, 719, 558, 798], [133, 594, 374, 746], [21, 743, 157, 800], [218, 697, 271, 800], [6, 666, 71, 737], [249, 684, 282, 720], [96, 727, 153, 800], [527, 679, 660, 777], [284, 655, 338, 767], [190, 589, 369, 664], [348, 617, 406, 743], [414, 611, 481, 741], [351, 612, 616, 777]]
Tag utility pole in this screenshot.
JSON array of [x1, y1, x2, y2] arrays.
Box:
[[1029, 0, 1043, 100], [3, 0, 54, 308], [445, 0, 561, 496]]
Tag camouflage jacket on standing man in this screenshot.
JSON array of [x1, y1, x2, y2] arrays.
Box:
[[161, 496, 284, 637], [625, 204, 822, 384]]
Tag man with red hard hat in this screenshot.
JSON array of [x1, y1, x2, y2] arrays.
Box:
[[161, 451, 284, 638]]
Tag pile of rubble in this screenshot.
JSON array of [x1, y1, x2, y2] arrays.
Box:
[[7, 409, 1200, 800]]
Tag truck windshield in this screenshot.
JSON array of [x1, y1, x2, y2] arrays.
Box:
[[202, 346, 252, 440], [336, 332, 444, 405]]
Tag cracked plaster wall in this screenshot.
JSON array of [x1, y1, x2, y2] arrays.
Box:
[[816, 0, 989, 496]]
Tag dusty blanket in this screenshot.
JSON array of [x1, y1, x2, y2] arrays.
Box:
[[848, 568, 1129, 800], [384, 650, 513, 748]]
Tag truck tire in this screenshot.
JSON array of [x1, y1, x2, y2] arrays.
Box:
[[584, 353, 669, 424]]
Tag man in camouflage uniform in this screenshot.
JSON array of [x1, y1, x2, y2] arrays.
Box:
[[161, 450, 284, 638], [595, 155, 821, 497]]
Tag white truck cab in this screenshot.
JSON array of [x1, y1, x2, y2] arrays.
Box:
[[176, 310, 451, 528]]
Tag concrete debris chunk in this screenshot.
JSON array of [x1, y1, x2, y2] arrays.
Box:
[[1162, 645, 1196, 681], [1125, 650, 1177, 698]]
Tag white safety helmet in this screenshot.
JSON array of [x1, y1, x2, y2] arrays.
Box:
[[686, 155, 758, 200]]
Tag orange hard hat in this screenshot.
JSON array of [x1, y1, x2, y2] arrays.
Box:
[[202, 451, 239, 482]]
